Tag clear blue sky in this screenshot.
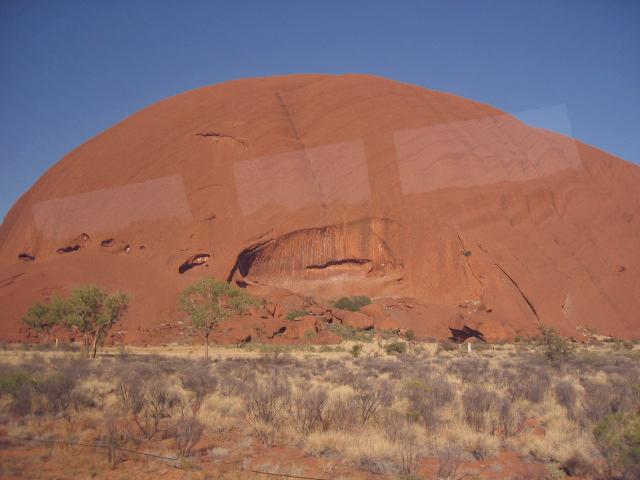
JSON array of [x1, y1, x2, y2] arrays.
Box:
[[1, 0, 639, 222]]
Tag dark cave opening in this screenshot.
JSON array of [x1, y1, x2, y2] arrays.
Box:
[[226, 240, 272, 282], [56, 244, 81, 254], [449, 325, 486, 343]]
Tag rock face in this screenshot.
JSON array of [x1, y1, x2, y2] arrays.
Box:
[[1, 74, 639, 342]]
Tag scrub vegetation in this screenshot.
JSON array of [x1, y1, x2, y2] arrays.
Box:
[[1, 339, 639, 479]]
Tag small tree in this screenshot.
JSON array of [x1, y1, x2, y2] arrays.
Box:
[[179, 278, 255, 359], [23, 302, 56, 345], [22, 295, 69, 347], [537, 324, 574, 362], [64, 285, 130, 358]]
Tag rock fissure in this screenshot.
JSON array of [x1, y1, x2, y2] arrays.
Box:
[[494, 263, 540, 323], [275, 91, 327, 215], [456, 231, 483, 288], [196, 131, 248, 148], [305, 258, 371, 269]]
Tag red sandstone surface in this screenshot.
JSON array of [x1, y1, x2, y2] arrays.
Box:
[[1, 74, 639, 343]]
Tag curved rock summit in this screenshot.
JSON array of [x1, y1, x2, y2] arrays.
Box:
[[1, 74, 639, 342]]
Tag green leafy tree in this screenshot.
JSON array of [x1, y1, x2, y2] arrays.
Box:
[[64, 286, 130, 358], [23, 302, 56, 344], [22, 295, 69, 347], [179, 278, 255, 359]]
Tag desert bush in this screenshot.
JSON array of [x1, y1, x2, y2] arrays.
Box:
[[436, 442, 462, 480], [328, 323, 374, 342], [512, 366, 550, 403], [289, 387, 328, 434], [259, 348, 296, 366], [333, 296, 371, 312], [405, 377, 454, 432], [561, 452, 596, 478], [385, 341, 407, 355], [450, 358, 490, 383], [0, 369, 35, 417], [466, 432, 500, 460], [350, 344, 363, 357], [0, 369, 32, 397], [554, 381, 577, 419], [245, 380, 291, 424], [380, 409, 407, 443], [582, 380, 618, 424], [355, 453, 390, 474], [34, 361, 90, 421], [9, 382, 35, 417], [593, 412, 640, 479], [118, 371, 180, 439], [102, 407, 136, 465], [180, 363, 217, 411], [250, 419, 280, 447], [324, 363, 357, 387], [353, 378, 392, 424], [462, 385, 496, 432], [496, 397, 523, 438], [395, 424, 422, 477], [324, 395, 359, 431], [173, 414, 204, 457], [437, 340, 459, 352], [607, 376, 640, 415]]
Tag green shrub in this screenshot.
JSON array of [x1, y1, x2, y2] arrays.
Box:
[[333, 296, 371, 312], [328, 324, 374, 342], [286, 310, 309, 321], [350, 344, 363, 357], [593, 412, 640, 479], [385, 341, 407, 355]]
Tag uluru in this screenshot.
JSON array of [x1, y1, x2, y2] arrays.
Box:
[[1, 73, 639, 343]]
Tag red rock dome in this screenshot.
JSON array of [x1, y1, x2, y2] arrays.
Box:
[[1, 74, 639, 341]]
